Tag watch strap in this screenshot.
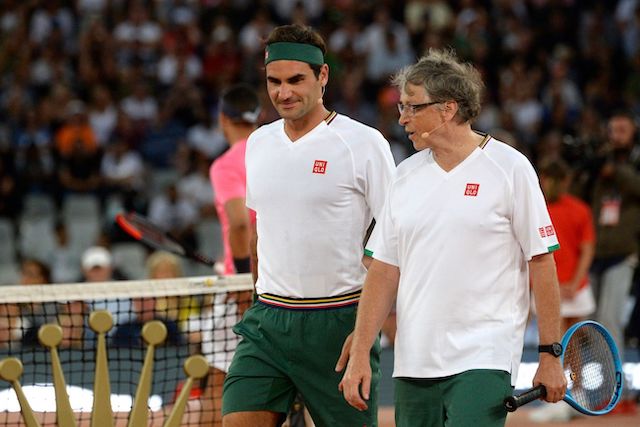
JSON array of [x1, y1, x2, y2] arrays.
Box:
[[538, 342, 562, 357]]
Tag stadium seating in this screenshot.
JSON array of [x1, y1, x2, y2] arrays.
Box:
[[18, 217, 57, 264], [111, 242, 148, 280], [0, 219, 16, 266]]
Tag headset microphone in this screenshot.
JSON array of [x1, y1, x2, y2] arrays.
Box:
[[421, 121, 446, 139]]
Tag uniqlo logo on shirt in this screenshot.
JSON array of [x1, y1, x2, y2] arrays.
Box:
[[313, 160, 327, 174], [464, 183, 479, 196], [545, 225, 555, 236], [539, 227, 546, 237]]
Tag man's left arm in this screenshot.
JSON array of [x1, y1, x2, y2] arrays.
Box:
[[529, 252, 567, 403], [224, 197, 251, 273]]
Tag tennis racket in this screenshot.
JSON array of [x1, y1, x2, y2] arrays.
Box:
[[504, 320, 623, 415], [115, 212, 215, 266]]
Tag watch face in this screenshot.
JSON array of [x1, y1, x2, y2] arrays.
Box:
[[552, 342, 563, 356]]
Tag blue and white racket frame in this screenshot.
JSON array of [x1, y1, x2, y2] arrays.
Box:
[[504, 320, 624, 415]]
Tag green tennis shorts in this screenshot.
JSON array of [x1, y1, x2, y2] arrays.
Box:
[[222, 298, 381, 427], [394, 369, 512, 427]]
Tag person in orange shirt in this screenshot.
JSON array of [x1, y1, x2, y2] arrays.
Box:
[[55, 100, 102, 195], [530, 158, 596, 423], [55, 100, 98, 156], [540, 158, 596, 332]]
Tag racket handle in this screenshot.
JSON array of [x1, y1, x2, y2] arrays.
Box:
[[504, 385, 547, 412]]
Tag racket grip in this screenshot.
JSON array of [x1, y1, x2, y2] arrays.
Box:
[[503, 385, 547, 412]]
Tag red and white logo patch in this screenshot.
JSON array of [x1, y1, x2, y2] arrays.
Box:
[[312, 160, 327, 174], [464, 183, 479, 196], [539, 225, 555, 237]]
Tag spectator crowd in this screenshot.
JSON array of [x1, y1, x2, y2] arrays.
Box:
[[0, 0, 638, 362]]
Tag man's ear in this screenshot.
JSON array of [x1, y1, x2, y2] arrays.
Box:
[[441, 100, 459, 121], [320, 63, 329, 87]]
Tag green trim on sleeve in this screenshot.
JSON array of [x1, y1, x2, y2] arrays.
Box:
[[364, 249, 374, 257], [547, 244, 560, 252]]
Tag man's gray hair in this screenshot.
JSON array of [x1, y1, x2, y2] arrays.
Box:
[[392, 49, 484, 123]]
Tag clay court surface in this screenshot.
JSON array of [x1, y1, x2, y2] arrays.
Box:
[[377, 405, 640, 426]]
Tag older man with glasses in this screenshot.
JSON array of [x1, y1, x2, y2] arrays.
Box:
[[339, 49, 567, 427]]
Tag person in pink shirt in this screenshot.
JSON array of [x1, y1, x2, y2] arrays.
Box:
[[197, 84, 260, 426], [210, 84, 260, 276]]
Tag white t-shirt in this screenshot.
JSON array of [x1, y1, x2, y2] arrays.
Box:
[[370, 136, 559, 385], [114, 21, 162, 45], [89, 106, 117, 146], [120, 96, 158, 122], [177, 173, 215, 210], [246, 113, 395, 298], [186, 124, 226, 158], [101, 151, 145, 190], [156, 54, 203, 85]]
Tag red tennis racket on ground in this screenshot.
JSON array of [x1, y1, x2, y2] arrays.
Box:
[[115, 212, 215, 267]]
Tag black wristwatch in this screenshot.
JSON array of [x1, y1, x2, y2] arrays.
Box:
[[538, 342, 563, 357]]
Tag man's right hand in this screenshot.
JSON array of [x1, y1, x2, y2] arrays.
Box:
[[336, 333, 372, 411]]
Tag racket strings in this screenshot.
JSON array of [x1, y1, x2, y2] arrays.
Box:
[[563, 326, 618, 411]]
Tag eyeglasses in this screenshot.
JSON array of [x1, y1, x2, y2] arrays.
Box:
[[397, 101, 440, 116]]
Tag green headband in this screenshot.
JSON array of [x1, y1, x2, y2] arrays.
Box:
[[265, 42, 324, 66]]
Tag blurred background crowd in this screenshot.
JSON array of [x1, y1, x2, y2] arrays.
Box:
[[0, 0, 638, 345]]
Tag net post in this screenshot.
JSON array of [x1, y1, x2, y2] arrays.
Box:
[[127, 321, 167, 427], [163, 355, 209, 427], [89, 311, 115, 427], [0, 358, 42, 427], [38, 324, 77, 427]]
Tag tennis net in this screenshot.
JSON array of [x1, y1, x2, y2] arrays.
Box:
[[0, 274, 254, 427]]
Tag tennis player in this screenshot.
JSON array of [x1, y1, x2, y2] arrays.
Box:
[[338, 49, 567, 426], [193, 84, 261, 426], [210, 84, 260, 277], [222, 24, 396, 427]]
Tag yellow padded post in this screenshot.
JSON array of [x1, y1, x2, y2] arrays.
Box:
[[0, 357, 42, 427], [127, 321, 167, 427], [88, 310, 114, 427], [38, 324, 77, 427], [163, 355, 209, 427]]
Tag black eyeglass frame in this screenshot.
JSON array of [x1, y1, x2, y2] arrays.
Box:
[[396, 101, 441, 116]]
